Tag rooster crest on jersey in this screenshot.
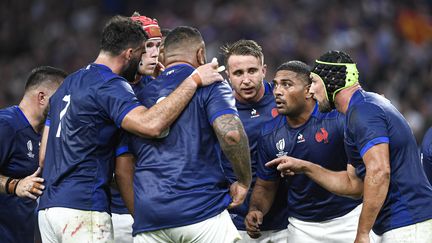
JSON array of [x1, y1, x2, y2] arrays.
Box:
[[315, 128, 329, 143]]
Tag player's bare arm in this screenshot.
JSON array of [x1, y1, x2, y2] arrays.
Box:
[[267, 156, 363, 199], [213, 114, 251, 208], [213, 114, 251, 187], [115, 153, 136, 216], [122, 60, 223, 138], [246, 178, 279, 238], [355, 143, 390, 243]]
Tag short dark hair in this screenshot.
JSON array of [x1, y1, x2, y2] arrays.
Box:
[[163, 26, 203, 52], [25, 66, 67, 91], [221, 40, 264, 67], [276, 60, 311, 84], [100, 15, 147, 55]]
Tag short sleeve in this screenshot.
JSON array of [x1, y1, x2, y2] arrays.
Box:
[[348, 103, 389, 157], [256, 136, 279, 181], [115, 130, 131, 157], [45, 106, 52, 127], [0, 121, 15, 168], [97, 78, 141, 127], [205, 81, 238, 124], [421, 128, 432, 185]]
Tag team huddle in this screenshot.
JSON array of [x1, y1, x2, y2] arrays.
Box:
[[1, 12, 432, 243]]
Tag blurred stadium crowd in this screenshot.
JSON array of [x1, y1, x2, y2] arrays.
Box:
[[1, 0, 431, 142]]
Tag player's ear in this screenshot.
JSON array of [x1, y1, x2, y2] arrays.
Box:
[[197, 47, 205, 66], [123, 48, 134, 62], [38, 91, 46, 105], [158, 46, 165, 65], [225, 69, 230, 80]]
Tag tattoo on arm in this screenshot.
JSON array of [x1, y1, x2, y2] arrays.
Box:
[[213, 114, 251, 186]]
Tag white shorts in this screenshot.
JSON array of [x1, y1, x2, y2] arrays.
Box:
[[238, 229, 288, 243], [133, 210, 241, 243], [287, 204, 377, 243], [112, 213, 134, 243], [380, 218, 432, 243], [38, 207, 113, 243]]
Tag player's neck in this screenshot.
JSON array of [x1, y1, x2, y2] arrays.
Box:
[[335, 84, 361, 114], [164, 53, 199, 69], [94, 52, 125, 75], [285, 100, 316, 128], [165, 59, 198, 69], [18, 98, 44, 133]]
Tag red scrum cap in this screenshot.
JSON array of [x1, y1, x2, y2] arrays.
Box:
[[130, 14, 162, 40]]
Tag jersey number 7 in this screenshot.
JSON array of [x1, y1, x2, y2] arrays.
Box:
[[56, 95, 71, 138]]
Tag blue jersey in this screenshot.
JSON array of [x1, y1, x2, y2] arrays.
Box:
[[126, 64, 238, 235], [0, 106, 40, 243], [221, 82, 288, 230], [258, 105, 361, 222], [39, 63, 141, 213], [345, 90, 432, 235], [111, 76, 151, 215], [421, 127, 432, 185]]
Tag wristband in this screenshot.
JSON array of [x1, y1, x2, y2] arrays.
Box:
[[13, 179, 21, 195], [7, 178, 19, 195], [4, 177, 12, 194], [190, 70, 202, 87]]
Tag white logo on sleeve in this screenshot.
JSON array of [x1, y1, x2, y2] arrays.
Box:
[[27, 140, 35, 158], [276, 138, 288, 157]]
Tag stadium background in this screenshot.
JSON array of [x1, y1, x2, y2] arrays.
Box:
[[1, 0, 431, 142]]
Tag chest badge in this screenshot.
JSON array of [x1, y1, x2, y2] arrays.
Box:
[[276, 138, 288, 157], [297, 133, 306, 143], [315, 128, 329, 143], [250, 108, 260, 118], [27, 140, 35, 158]]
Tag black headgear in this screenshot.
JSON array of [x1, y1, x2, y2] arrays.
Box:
[[311, 51, 359, 109]]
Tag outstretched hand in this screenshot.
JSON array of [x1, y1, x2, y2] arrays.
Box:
[[265, 156, 308, 177], [15, 167, 45, 200]]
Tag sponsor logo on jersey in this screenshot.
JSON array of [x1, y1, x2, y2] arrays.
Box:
[[250, 108, 260, 118], [297, 133, 305, 143]]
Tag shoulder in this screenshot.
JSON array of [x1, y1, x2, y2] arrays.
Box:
[[0, 108, 18, 135], [349, 103, 385, 123]]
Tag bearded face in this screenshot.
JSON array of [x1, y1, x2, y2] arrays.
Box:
[[121, 54, 141, 82]]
